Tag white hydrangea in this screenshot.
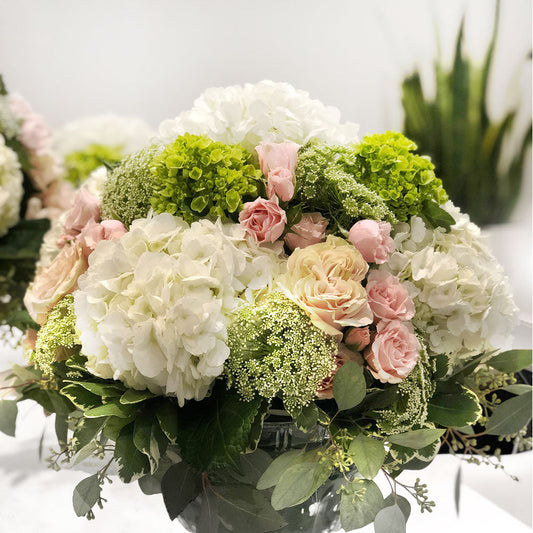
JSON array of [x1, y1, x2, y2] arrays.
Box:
[[380, 202, 519, 366], [0, 135, 24, 237], [83, 165, 108, 200], [0, 95, 20, 140], [74, 213, 285, 405], [158, 81, 359, 154], [53, 115, 155, 158]]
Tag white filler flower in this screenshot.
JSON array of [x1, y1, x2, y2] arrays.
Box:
[[158, 81, 359, 153], [74, 213, 284, 405], [381, 202, 519, 365], [0, 135, 24, 237]]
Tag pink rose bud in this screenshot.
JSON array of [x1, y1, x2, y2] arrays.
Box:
[[364, 320, 420, 384], [366, 270, 415, 322], [348, 220, 395, 264], [285, 212, 328, 251], [344, 326, 371, 351], [239, 197, 287, 243], [62, 189, 101, 237], [266, 168, 295, 202], [78, 219, 127, 258]]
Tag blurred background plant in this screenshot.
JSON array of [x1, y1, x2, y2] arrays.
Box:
[[401, 0, 531, 226]]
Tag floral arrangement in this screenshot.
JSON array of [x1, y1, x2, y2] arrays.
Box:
[[0, 81, 531, 533], [0, 74, 71, 333]]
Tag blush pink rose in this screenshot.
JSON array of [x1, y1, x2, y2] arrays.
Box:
[[316, 343, 364, 399], [285, 212, 328, 251], [239, 197, 287, 243], [256, 142, 300, 202], [78, 219, 127, 258], [348, 220, 395, 264], [366, 270, 415, 322], [23, 243, 88, 325], [58, 189, 101, 246], [344, 326, 371, 351], [364, 320, 420, 384]]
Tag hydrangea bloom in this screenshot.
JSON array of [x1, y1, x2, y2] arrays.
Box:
[[158, 81, 359, 154], [0, 95, 20, 140], [0, 135, 24, 237], [380, 202, 519, 365], [74, 213, 285, 405]]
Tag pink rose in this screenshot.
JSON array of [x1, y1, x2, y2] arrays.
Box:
[[344, 326, 371, 351], [256, 142, 300, 202], [24, 243, 88, 325], [366, 270, 415, 322], [58, 189, 101, 246], [348, 220, 395, 264], [78, 219, 127, 258], [239, 197, 287, 243], [316, 343, 364, 399], [364, 320, 420, 384], [285, 212, 328, 251]]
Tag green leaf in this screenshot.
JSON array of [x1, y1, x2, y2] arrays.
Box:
[[333, 360, 366, 411], [85, 399, 136, 419], [161, 462, 203, 520], [340, 479, 384, 531], [388, 429, 445, 450], [55, 413, 69, 450], [60, 383, 102, 411], [133, 414, 168, 473], [72, 474, 101, 517], [10, 364, 41, 383], [120, 388, 157, 404], [72, 417, 107, 452], [290, 402, 319, 432], [0, 219, 51, 260], [72, 441, 100, 467], [114, 423, 150, 482], [500, 384, 532, 395], [155, 399, 178, 444], [197, 488, 219, 533], [489, 350, 532, 373], [246, 400, 269, 452], [0, 400, 17, 437], [138, 474, 162, 496], [390, 439, 440, 466], [257, 450, 305, 490], [383, 494, 411, 521], [427, 381, 482, 427], [374, 504, 407, 533], [235, 450, 272, 486], [217, 485, 287, 533], [73, 381, 124, 398], [422, 200, 455, 231], [433, 354, 450, 379], [175, 386, 263, 471], [102, 415, 134, 441], [271, 460, 332, 510], [23, 388, 73, 414], [485, 390, 532, 436], [348, 435, 386, 479]]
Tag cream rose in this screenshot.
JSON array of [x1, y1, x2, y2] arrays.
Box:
[[24, 242, 88, 325], [282, 235, 372, 336]]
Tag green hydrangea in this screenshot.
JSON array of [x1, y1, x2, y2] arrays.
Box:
[[225, 292, 337, 411], [374, 339, 436, 435], [295, 141, 396, 231], [101, 145, 159, 227], [150, 133, 261, 223], [339, 131, 448, 222], [32, 295, 79, 376], [64, 143, 124, 186]]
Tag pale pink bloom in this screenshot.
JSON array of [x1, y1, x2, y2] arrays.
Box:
[[348, 220, 395, 264], [285, 212, 328, 251], [41, 180, 76, 213], [78, 219, 127, 258], [344, 326, 371, 351], [266, 168, 294, 202], [28, 152, 61, 191], [22, 328, 38, 352], [239, 196, 287, 243], [58, 189, 100, 246], [364, 320, 420, 384], [24, 242, 88, 325], [366, 270, 415, 322]]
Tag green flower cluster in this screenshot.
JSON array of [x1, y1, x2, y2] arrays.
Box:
[[225, 292, 337, 411], [101, 145, 159, 227], [32, 295, 79, 376], [339, 131, 448, 222], [150, 134, 261, 223], [64, 143, 124, 186], [295, 141, 396, 231]]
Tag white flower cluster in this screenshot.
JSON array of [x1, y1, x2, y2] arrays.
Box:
[[158, 81, 359, 154], [0, 96, 20, 140], [0, 135, 24, 237], [74, 213, 285, 405], [381, 202, 518, 365], [53, 114, 155, 158]]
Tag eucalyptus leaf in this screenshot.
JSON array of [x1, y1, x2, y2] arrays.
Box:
[[333, 360, 366, 411], [340, 479, 384, 531], [387, 429, 445, 450], [138, 474, 162, 496], [72, 441, 99, 467], [374, 504, 407, 533], [489, 350, 532, 373], [161, 462, 202, 520], [257, 450, 305, 490], [72, 417, 107, 452], [235, 449, 272, 486], [427, 381, 481, 427], [0, 399, 17, 437], [500, 384, 532, 395], [383, 494, 411, 521], [348, 435, 386, 479], [72, 474, 101, 517], [485, 390, 532, 436]]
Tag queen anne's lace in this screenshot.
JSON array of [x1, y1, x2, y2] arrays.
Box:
[[158, 81, 359, 154], [0, 135, 23, 237], [74, 213, 285, 405]]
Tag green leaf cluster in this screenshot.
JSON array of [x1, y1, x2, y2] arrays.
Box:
[[402, 1, 532, 225], [64, 143, 124, 186], [150, 133, 261, 223]]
